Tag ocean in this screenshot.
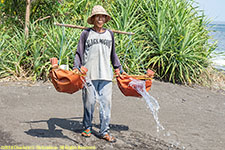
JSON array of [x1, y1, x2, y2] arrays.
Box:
[[209, 23, 225, 71]]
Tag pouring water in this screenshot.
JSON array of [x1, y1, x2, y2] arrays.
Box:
[[129, 78, 164, 132]]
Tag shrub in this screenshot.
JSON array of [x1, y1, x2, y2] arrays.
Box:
[[0, 0, 217, 84]]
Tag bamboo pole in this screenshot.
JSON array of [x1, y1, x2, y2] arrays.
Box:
[[33, 16, 51, 25], [54, 23, 135, 35]]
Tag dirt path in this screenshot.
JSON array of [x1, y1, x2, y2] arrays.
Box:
[[0, 80, 225, 150]]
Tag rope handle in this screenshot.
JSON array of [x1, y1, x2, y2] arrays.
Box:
[[58, 23, 75, 66], [122, 34, 146, 73]]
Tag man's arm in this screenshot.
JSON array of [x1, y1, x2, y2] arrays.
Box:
[[73, 30, 90, 69]]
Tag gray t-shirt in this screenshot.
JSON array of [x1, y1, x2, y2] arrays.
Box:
[[74, 28, 123, 81]]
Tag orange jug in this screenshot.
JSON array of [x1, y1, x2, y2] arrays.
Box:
[[116, 69, 154, 97], [49, 58, 88, 94]]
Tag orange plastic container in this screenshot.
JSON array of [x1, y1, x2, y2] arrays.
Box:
[[116, 69, 154, 97], [49, 61, 88, 94], [49, 69, 86, 94]]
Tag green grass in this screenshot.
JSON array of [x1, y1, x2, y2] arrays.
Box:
[[0, 0, 217, 85]]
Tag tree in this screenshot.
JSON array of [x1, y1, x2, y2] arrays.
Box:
[[25, 0, 31, 38], [0, 0, 60, 30]]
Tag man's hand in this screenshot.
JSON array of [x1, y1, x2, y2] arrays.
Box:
[[115, 69, 120, 76], [72, 68, 80, 74], [115, 69, 128, 76], [121, 71, 128, 76], [73, 66, 88, 75]]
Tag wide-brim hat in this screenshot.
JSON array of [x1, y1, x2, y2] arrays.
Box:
[[87, 5, 111, 24]]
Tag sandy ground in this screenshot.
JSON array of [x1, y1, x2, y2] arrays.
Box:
[[0, 80, 225, 150]]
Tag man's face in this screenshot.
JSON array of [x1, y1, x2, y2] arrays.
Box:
[[92, 14, 106, 28]]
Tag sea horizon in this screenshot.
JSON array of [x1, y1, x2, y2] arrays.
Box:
[[211, 21, 225, 24], [208, 22, 225, 71]]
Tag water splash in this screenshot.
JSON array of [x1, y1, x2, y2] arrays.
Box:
[[81, 77, 108, 123], [128, 78, 188, 149], [129, 78, 164, 132]]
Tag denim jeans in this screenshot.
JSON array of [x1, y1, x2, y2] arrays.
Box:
[[82, 80, 112, 135]]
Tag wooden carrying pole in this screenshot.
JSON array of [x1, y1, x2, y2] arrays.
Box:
[[54, 23, 135, 35]]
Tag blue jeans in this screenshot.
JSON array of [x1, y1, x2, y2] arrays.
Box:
[[82, 80, 112, 135]]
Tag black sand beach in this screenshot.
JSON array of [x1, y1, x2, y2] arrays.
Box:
[[0, 80, 225, 150]]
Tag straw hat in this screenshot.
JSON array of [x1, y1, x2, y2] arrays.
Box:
[[87, 5, 111, 24]]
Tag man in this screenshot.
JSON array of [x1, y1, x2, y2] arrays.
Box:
[[73, 5, 126, 142]]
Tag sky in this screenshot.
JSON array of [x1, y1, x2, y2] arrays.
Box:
[[195, 0, 225, 23]]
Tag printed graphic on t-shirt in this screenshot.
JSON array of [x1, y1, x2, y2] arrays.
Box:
[[85, 39, 112, 49]]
